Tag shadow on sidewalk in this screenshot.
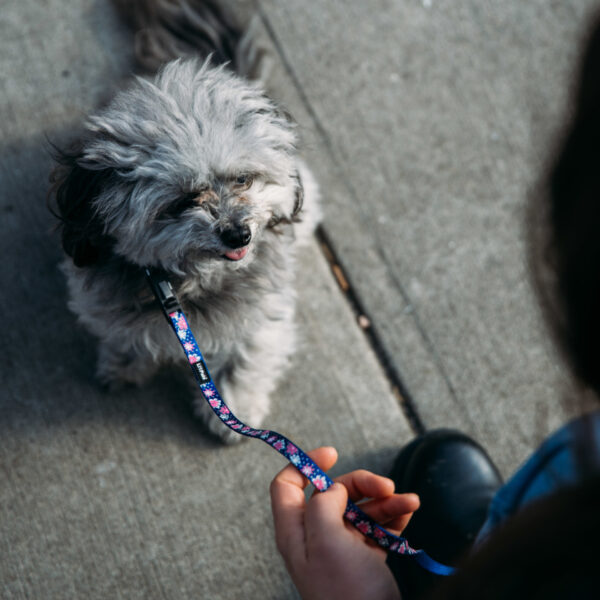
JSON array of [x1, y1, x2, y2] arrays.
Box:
[[0, 129, 218, 449]]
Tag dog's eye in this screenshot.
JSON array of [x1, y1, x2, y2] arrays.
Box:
[[233, 174, 254, 190], [161, 192, 199, 219]]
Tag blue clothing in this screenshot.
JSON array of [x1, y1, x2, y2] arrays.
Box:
[[476, 411, 600, 545]]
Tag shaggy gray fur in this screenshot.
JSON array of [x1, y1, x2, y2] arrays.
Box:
[[52, 3, 320, 442]]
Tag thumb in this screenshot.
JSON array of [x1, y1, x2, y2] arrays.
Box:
[[304, 482, 349, 548]]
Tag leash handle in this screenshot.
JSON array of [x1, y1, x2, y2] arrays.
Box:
[[145, 268, 455, 577]]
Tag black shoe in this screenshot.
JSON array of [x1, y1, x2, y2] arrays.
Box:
[[387, 429, 503, 599]]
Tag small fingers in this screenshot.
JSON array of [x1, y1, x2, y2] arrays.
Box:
[[334, 469, 396, 502], [304, 482, 350, 551], [348, 494, 420, 535], [273, 446, 338, 491], [270, 447, 338, 562]]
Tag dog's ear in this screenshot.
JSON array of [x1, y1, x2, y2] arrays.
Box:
[[291, 171, 304, 220], [267, 171, 304, 231], [50, 149, 115, 267]]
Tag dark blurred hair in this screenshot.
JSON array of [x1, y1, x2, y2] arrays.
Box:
[[430, 15, 600, 599], [531, 13, 600, 396]]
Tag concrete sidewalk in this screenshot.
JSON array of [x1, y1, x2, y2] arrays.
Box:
[[256, 0, 599, 474], [1, 0, 598, 598]]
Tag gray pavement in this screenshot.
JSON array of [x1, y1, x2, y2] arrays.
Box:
[[257, 0, 599, 474], [1, 0, 598, 598]]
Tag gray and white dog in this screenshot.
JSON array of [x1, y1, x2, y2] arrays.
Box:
[[51, 0, 320, 442]]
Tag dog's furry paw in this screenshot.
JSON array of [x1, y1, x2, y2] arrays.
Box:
[[96, 358, 128, 392], [97, 375, 129, 394], [96, 343, 156, 391], [192, 396, 246, 444], [192, 382, 272, 445]]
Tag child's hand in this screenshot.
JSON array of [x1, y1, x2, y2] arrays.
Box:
[[270, 446, 419, 600]]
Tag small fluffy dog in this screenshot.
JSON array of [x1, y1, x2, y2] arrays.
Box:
[[51, 0, 320, 442]]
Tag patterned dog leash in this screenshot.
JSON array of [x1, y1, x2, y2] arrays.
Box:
[[145, 268, 454, 576]]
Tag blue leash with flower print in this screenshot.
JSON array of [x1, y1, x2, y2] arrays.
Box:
[[145, 268, 455, 576]]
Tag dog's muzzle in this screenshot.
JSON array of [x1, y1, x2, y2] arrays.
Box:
[[220, 224, 251, 261]]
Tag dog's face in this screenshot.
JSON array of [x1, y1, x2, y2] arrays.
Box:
[[53, 59, 303, 275]]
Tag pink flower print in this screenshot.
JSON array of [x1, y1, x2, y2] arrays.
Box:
[[301, 465, 314, 477], [219, 406, 230, 415], [242, 426, 251, 433], [209, 399, 220, 408], [260, 431, 270, 440], [273, 439, 285, 451], [232, 423, 242, 430], [177, 316, 188, 330], [267, 435, 277, 443], [184, 342, 194, 352], [356, 521, 371, 535], [286, 443, 298, 455], [226, 420, 237, 426], [345, 509, 358, 522], [373, 528, 386, 539], [203, 388, 214, 397], [390, 542, 399, 552], [313, 475, 327, 491], [188, 354, 199, 364]]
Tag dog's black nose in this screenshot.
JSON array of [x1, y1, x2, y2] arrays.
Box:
[[220, 224, 252, 248]]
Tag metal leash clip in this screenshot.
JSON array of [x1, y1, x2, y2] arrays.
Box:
[[145, 268, 181, 315]]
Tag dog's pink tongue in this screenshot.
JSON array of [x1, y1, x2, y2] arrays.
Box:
[[224, 246, 249, 261]]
